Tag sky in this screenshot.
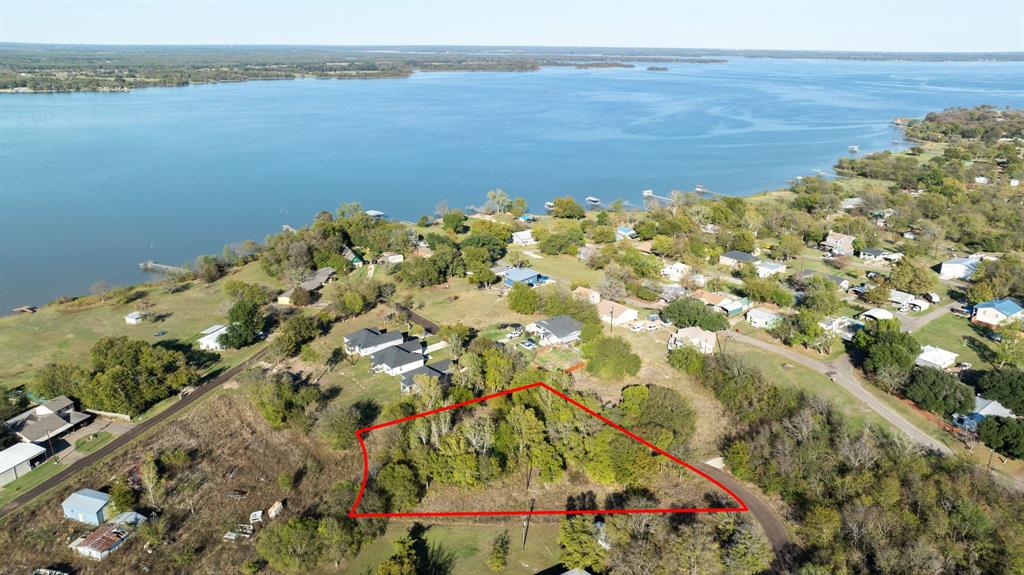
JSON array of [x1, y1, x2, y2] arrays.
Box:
[[1, 1, 1022, 53]]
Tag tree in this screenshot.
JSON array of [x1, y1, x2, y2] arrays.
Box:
[[662, 297, 729, 332], [559, 515, 606, 571], [195, 255, 223, 283], [317, 402, 360, 450], [272, 314, 328, 357], [487, 530, 511, 571], [484, 188, 512, 214], [221, 297, 264, 349], [853, 319, 920, 389], [375, 536, 418, 575], [90, 280, 110, 301], [977, 368, 1024, 413], [668, 345, 706, 375], [511, 197, 528, 217], [551, 196, 585, 219], [905, 367, 973, 417], [31, 363, 89, 400], [290, 286, 312, 306], [978, 416, 1024, 459], [140, 456, 162, 508], [256, 517, 324, 574], [377, 462, 423, 512], [438, 323, 471, 362], [582, 335, 641, 380], [442, 209, 466, 233], [773, 235, 805, 261], [507, 282, 539, 314], [109, 479, 137, 513], [889, 257, 937, 293], [991, 320, 1024, 369]]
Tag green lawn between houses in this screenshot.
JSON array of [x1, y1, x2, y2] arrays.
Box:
[[0, 459, 66, 507], [0, 262, 285, 390], [913, 312, 997, 369], [73, 431, 113, 454]]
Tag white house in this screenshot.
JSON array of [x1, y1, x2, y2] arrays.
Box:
[[819, 316, 864, 341], [370, 347, 426, 376], [615, 226, 638, 241], [511, 230, 537, 246], [661, 262, 691, 283], [0, 442, 46, 487], [572, 286, 602, 305], [344, 328, 404, 356], [915, 345, 958, 370], [378, 252, 405, 264], [939, 257, 979, 280], [597, 300, 639, 327], [860, 308, 895, 322], [755, 261, 786, 279], [888, 289, 929, 311], [123, 311, 146, 325], [527, 316, 583, 346], [971, 298, 1024, 328], [820, 231, 856, 255], [745, 308, 783, 329], [198, 325, 229, 351], [668, 327, 717, 354], [974, 176, 989, 185], [858, 248, 887, 262]]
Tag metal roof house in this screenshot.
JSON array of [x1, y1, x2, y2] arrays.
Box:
[[953, 396, 1016, 433], [915, 345, 958, 370], [527, 316, 583, 346], [62, 489, 112, 526], [501, 267, 549, 288], [615, 226, 638, 241], [939, 257, 979, 280], [668, 327, 718, 354], [69, 511, 147, 560], [972, 298, 1024, 327], [511, 230, 537, 246], [198, 324, 229, 352], [755, 261, 787, 278], [344, 328, 404, 356], [745, 307, 783, 329], [123, 311, 146, 325], [0, 442, 47, 487], [5, 396, 91, 444]]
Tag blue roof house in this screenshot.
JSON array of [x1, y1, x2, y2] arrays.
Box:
[[62, 488, 112, 526], [502, 267, 549, 288]]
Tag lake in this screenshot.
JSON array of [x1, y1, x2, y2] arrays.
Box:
[[1, 57, 1021, 311]]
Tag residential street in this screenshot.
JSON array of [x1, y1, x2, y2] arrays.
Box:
[[898, 300, 959, 332], [725, 331, 953, 455]]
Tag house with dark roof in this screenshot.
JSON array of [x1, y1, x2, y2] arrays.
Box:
[[972, 298, 1024, 327], [344, 328, 404, 356], [5, 396, 91, 444], [796, 269, 851, 291], [400, 360, 453, 394], [526, 316, 583, 346], [719, 250, 760, 269], [370, 347, 426, 376], [277, 267, 337, 305]]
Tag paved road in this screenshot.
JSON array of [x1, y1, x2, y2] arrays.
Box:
[[726, 332, 952, 455], [899, 300, 958, 332], [692, 462, 792, 558], [0, 347, 269, 519]]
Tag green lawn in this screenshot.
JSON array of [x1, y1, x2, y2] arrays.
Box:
[[504, 248, 605, 288], [0, 460, 66, 507], [913, 313, 996, 368], [0, 262, 284, 390], [344, 521, 563, 575], [74, 431, 113, 454], [729, 342, 889, 430]]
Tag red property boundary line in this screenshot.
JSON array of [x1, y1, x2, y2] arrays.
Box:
[[349, 381, 748, 518]]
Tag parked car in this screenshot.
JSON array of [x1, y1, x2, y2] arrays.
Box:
[[645, 322, 659, 332], [988, 332, 1003, 343], [519, 340, 538, 351], [506, 329, 523, 339], [925, 292, 941, 304], [951, 307, 971, 317], [630, 323, 644, 333]]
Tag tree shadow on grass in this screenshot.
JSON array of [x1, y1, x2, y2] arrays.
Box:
[[408, 523, 457, 575]]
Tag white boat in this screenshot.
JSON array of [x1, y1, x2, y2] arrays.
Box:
[[585, 196, 601, 206], [694, 184, 707, 194], [544, 201, 555, 210], [848, 145, 860, 153]]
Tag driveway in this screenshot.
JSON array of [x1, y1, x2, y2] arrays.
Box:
[[725, 332, 952, 455], [53, 419, 135, 465], [899, 300, 958, 332]]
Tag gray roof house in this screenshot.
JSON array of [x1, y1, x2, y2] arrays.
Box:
[[719, 250, 760, 268], [400, 360, 454, 394], [0, 442, 47, 487], [344, 328, 404, 356], [5, 396, 91, 444], [395, 337, 424, 354], [277, 267, 337, 305], [370, 347, 426, 376], [62, 488, 112, 526], [796, 269, 850, 291], [527, 315, 583, 346]]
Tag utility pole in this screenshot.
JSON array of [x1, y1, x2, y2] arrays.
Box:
[[521, 498, 535, 551]]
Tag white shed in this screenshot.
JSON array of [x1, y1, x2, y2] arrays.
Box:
[[124, 311, 146, 325], [915, 346, 958, 370], [198, 325, 229, 352]]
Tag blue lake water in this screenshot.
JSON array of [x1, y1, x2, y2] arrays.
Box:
[[1, 57, 1022, 311]]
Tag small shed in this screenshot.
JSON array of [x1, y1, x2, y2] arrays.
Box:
[[915, 346, 958, 370], [198, 324, 229, 352], [0, 442, 47, 487], [62, 488, 112, 526], [123, 311, 146, 325]]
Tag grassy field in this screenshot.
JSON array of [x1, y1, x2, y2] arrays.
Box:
[[0, 459, 66, 507], [73, 431, 113, 454], [0, 262, 284, 390], [344, 521, 563, 575], [504, 247, 605, 288], [404, 280, 534, 330], [913, 313, 996, 368]]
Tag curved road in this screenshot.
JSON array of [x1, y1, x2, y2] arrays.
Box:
[[0, 347, 269, 519], [692, 462, 792, 556], [725, 332, 952, 454]]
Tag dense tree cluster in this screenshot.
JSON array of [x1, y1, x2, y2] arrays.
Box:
[[661, 297, 729, 332], [32, 337, 197, 417]]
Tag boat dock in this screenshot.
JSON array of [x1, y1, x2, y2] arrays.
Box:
[[139, 260, 190, 275]]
